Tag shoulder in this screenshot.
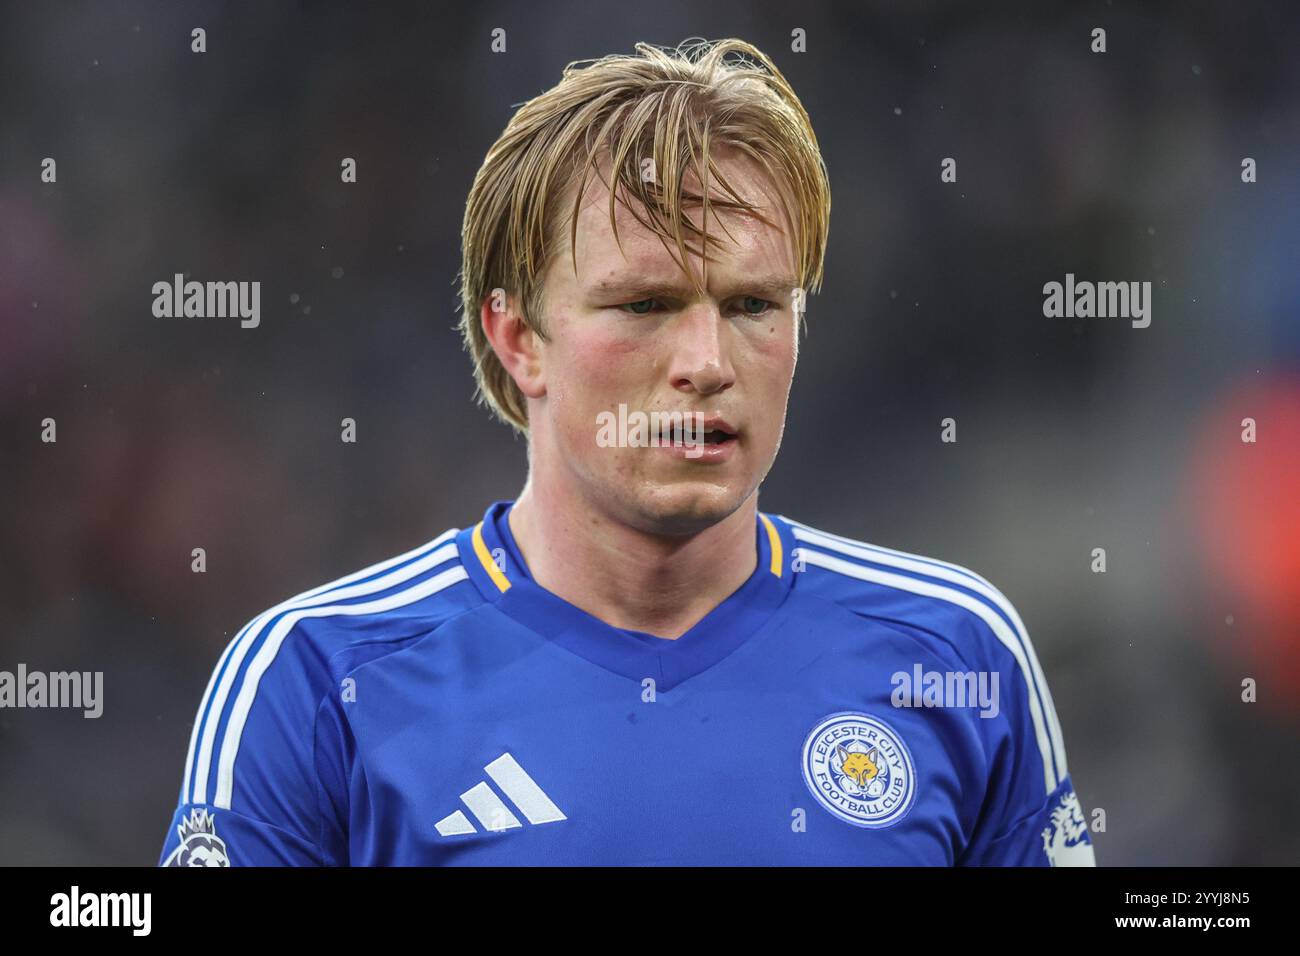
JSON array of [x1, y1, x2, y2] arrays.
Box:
[[777, 512, 1069, 791], [180, 524, 478, 810], [219, 524, 477, 689], [780, 514, 1023, 659]]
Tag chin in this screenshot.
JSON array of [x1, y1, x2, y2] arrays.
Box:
[[615, 479, 753, 537]]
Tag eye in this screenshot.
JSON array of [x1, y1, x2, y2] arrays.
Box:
[[619, 298, 660, 315], [738, 296, 774, 316]]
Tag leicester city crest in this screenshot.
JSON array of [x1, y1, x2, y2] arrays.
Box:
[[162, 807, 230, 867], [801, 712, 917, 828]]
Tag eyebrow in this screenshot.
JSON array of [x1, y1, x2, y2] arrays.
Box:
[[587, 274, 802, 302]]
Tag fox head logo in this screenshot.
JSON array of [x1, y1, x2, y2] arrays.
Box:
[[804, 714, 916, 827], [836, 744, 880, 788]]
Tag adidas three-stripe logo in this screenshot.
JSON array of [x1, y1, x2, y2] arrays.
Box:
[[435, 753, 567, 836]]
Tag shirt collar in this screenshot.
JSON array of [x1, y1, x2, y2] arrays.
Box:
[[456, 499, 795, 690]]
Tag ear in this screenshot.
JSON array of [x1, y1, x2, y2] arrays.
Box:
[[480, 291, 547, 400]]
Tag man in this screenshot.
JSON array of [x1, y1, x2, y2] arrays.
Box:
[[161, 37, 1095, 866]]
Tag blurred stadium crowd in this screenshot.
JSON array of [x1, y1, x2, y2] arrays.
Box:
[[1, 1, 1297, 864]]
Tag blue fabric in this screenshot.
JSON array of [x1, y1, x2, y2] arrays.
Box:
[[159, 500, 1095, 866]]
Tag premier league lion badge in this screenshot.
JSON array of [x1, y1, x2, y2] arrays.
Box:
[[1040, 788, 1095, 866], [162, 807, 231, 867], [801, 712, 917, 828]]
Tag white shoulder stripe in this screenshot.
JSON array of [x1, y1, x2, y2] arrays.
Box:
[[214, 562, 469, 809], [185, 528, 459, 805], [183, 528, 461, 801], [785, 515, 1000, 592], [791, 523, 1067, 785], [795, 544, 1059, 795], [180, 637, 233, 803]]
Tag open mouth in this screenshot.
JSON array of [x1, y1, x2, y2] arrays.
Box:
[[653, 418, 738, 448]]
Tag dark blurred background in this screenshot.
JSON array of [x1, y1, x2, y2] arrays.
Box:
[[1, 0, 1297, 865]]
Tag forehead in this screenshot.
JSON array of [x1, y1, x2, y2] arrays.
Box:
[[557, 150, 798, 290]]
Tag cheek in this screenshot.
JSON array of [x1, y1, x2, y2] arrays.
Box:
[[554, 324, 654, 400], [546, 322, 653, 444], [742, 325, 797, 452], [749, 321, 798, 393], [584, 336, 649, 382]]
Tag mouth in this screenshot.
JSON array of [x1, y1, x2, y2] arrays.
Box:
[[653, 415, 739, 446], [699, 419, 739, 446], [646, 415, 740, 464]]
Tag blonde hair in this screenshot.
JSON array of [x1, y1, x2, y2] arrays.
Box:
[[457, 37, 831, 432]]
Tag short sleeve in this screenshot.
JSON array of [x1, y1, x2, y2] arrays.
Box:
[[970, 774, 1097, 866], [955, 597, 1097, 867], [160, 611, 348, 866]]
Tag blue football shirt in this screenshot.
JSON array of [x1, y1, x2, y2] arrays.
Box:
[[160, 500, 1096, 866]]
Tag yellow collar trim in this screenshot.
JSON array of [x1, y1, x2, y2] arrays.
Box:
[[760, 514, 782, 577], [473, 521, 511, 592]]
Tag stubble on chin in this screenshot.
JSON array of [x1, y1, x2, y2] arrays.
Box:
[[603, 467, 754, 538]]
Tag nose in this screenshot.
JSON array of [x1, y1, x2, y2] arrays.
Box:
[[668, 303, 735, 396]]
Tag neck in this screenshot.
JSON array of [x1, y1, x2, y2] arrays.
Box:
[[507, 479, 758, 640]]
